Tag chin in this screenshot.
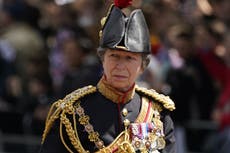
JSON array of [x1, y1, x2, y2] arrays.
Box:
[[112, 84, 130, 91]]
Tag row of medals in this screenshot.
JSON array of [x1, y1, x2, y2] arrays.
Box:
[[122, 108, 166, 153]]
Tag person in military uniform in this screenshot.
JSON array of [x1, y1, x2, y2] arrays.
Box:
[[39, 1, 176, 153]]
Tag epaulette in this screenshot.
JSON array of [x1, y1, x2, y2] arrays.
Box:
[[135, 85, 175, 111], [41, 85, 97, 144], [56, 85, 97, 112]]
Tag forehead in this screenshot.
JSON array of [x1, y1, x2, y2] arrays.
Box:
[[105, 49, 141, 56]]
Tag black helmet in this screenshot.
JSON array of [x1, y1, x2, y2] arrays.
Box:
[[98, 5, 150, 54]]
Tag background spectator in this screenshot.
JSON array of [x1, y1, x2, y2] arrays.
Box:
[[0, 0, 229, 152]]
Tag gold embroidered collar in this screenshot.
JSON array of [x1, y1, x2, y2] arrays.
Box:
[[97, 77, 135, 104]]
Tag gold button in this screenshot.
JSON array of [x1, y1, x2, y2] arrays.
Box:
[[122, 108, 128, 117], [95, 140, 104, 149], [123, 119, 130, 127]]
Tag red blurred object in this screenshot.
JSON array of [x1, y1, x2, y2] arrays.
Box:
[[114, 0, 132, 8], [217, 71, 230, 130]]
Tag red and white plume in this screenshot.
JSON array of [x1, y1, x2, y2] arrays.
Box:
[[114, 0, 132, 9]]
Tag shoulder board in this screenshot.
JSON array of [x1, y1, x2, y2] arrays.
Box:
[[135, 85, 175, 111], [41, 85, 97, 143], [57, 85, 97, 110]]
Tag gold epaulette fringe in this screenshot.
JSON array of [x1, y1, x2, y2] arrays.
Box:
[[135, 85, 175, 111], [41, 85, 97, 144]]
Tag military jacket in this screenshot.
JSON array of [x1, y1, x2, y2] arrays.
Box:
[[40, 81, 176, 153]]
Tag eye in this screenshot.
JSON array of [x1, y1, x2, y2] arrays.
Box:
[[126, 56, 136, 61], [109, 54, 119, 59]]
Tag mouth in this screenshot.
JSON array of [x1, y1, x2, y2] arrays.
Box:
[[113, 75, 128, 80]]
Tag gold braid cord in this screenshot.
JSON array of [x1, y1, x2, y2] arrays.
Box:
[[135, 85, 176, 111], [60, 112, 88, 153], [41, 85, 172, 153], [41, 100, 62, 143], [41, 85, 97, 152]]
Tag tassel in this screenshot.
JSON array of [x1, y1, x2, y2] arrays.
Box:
[[114, 0, 132, 9]]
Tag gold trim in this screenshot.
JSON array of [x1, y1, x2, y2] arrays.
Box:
[[135, 97, 162, 123], [100, 4, 114, 28], [135, 86, 176, 111], [99, 4, 114, 39], [135, 97, 149, 123], [95, 130, 128, 153], [97, 78, 135, 103], [60, 112, 88, 152], [74, 101, 104, 149], [96, 96, 163, 153], [42, 84, 169, 153], [41, 100, 62, 143], [41, 85, 97, 153], [115, 45, 128, 51], [60, 117, 74, 153]]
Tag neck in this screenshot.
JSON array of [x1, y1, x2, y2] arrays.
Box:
[[97, 77, 136, 104]]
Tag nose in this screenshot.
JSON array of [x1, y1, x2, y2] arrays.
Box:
[[115, 59, 126, 70]]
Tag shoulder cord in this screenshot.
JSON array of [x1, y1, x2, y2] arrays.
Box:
[[41, 85, 97, 152], [58, 86, 97, 153], [42, 100, 62, 143], [60, 111, 88, 153]]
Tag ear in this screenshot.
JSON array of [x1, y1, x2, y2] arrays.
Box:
[[102, 60, 105, 69], [141, 55, 150, 70], [139, 65, 145, 75]]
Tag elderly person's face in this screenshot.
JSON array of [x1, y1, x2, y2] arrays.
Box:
[[102, 49, 144, 91]]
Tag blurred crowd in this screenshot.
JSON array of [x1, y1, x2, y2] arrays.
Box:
[[0, 0, 229, 153]]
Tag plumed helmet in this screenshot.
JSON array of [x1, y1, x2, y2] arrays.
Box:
[[98, 5, 150, 54]]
